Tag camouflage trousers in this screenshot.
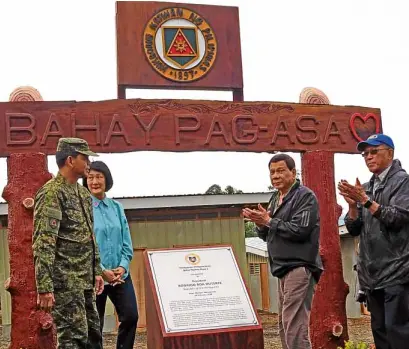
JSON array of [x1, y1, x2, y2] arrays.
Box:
[[52, 289, 102, 349]]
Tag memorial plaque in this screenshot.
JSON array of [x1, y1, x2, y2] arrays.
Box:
[[147, 246, 258, 333], [143, 245, 264, 348]]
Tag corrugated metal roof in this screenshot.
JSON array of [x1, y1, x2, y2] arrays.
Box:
[[246, 222, 350, 257], [115, 192, 272, 210], [0, 192, 273, 216], [245, 237, 268, 258], [113, 192, 272, 200]]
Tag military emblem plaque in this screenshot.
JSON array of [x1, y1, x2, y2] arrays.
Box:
[[116, 1, 243, 97], [143, 7, 217, 82]]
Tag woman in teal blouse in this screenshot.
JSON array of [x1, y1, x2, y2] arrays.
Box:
[[85, 161, 138, 349]]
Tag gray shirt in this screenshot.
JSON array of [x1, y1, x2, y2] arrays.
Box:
[[373, 165, 392, 193]]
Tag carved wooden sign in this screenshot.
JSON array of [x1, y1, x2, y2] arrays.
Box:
[[0, 99, 381, 157]]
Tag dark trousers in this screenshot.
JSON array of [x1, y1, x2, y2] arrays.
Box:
[[96, 276, 138, 349], [52, 289, 102, 349], [367, 283, 409, 349], [278, 267, 316, 349]]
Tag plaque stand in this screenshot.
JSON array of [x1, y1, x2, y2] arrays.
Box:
[[143, 246, 264, 349]]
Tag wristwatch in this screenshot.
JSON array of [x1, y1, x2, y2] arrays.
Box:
[[363, 199, 373, 208]]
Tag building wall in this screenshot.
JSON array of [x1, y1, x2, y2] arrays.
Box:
[[247, 235, 361, 319], [247, 253, 266, 264], [0, 227, 11, 339], [340, 235, 361, 318], [249, 269, 262, 310], [128, 217, 247, 278], [247, 254, 272, 313], [268, 263, 278, 314]]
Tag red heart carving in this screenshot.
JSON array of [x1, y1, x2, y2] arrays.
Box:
[[349, 113, 381, 142]]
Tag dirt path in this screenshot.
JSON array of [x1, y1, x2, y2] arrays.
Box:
[[0, 312, 373, 349]]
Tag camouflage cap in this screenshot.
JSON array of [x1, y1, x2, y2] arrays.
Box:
[[56, 137, 99, 157]]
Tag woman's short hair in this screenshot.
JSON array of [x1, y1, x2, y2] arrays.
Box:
[[83, 161, 114, 192]]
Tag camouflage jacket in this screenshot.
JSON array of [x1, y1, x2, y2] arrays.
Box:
[[32, 172, 103, 293]]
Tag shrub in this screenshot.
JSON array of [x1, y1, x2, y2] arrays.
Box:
[[337, 341, 375, 349]]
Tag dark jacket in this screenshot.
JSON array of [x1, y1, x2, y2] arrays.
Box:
[[345, 159, 409, 291], [257, 180, 323, 282]]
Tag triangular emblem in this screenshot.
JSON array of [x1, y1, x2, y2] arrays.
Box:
[[162, 26, 199, 68], [167, 28, 197, 57]]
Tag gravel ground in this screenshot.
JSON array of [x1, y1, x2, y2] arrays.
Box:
[[0, 312, 373, 349]]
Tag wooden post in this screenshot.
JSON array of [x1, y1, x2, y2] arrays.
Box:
[[2, 87, 57, 349], [2, 153, 56, 349], [300, 87, 349, 349]]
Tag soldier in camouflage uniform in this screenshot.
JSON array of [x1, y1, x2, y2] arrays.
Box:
[[32, 137, 105, 349]]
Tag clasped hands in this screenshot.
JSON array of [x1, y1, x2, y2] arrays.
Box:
[[242, 203, 271, 227], [337, 178, 368, 206], [102, 267, 126, 287]]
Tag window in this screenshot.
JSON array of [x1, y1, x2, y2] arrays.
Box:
[[249, 263, 260, 275]]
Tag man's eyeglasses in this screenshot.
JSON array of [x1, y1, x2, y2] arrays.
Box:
[[361, 148, 390, 158]]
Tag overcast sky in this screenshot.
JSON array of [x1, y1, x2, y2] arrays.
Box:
[[0, 0, 408, 214]]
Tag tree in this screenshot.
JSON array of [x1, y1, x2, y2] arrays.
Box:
[[224, 185, 243, 194], [204, 184, 256, 238], [205, 184, 223, 194], [245, 221, 258, 238], [205, 184, 243, 195]]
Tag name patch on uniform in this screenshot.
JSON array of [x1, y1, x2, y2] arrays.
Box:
[[44, 207, 62, 220]]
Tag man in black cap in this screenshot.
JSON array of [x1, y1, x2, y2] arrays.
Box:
[[338, 134, 409, 349]]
